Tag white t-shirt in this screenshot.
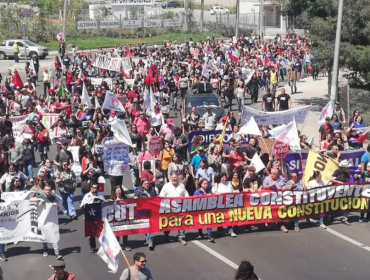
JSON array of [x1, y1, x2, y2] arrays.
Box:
[[159, 182, 189, 198], [150, 112, 164, 127], [212, 181, 233, 194], [307, 179, 324, 190]]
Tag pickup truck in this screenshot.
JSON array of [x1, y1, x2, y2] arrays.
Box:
[[0, 39, 48, 60]]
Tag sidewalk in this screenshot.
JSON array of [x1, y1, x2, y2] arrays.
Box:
[[280, 75, 329, 146]]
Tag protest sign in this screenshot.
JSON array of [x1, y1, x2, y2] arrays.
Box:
[[301, 151, 338, 185], [285, 149, 365, 179], [85, 184, 370, 237], [260, 138, 274, 154], [93, 55, 122, 71], [148, 136, 161, 156], [68, 146, 82, 181], [102, 137, 129, 176], [0, 200, 60, 244], [188, 130, 248, 152], [10, 115, 28, 139], [241, 105, 311, 125], [122, 57, 132, 72], [1, 191, 34, 201]]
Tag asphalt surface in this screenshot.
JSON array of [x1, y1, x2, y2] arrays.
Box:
[[1, 57, 370, 280]]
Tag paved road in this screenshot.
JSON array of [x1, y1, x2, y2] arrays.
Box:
[[1, 58, 370, 280]]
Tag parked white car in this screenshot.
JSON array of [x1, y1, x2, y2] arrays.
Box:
[[210, 6, 230, 15]]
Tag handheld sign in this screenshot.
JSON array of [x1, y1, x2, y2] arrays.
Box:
[[148, 136, 161, 156], [273, 140, 289, 159]]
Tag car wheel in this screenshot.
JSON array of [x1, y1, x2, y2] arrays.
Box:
[[29, 51, 38, 58], [0, 52, 6, 60]]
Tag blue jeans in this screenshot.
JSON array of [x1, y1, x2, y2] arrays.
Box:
[[218, 226, 234, 234], [290, 80, 297, 93], [116, 235, 128, 246], [237, 98, 244, 112], [43, 242, 59, 254], [145, 233, 153, 243], [60, 192, 76, 216], [23, 159, 34, 179], [37, 142, 48, 162], [199, 228, 212, 237], [0, 244, 4, 254], [164, 230, 185, 241], [294, 221, 299, 227]]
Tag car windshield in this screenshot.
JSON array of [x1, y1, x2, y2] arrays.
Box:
[[188, 96, 220, 108], [25, 40, 37, 46]]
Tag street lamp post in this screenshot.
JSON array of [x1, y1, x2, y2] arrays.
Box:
[[259, 0, 263, 39], [235, 0, 240, 39], [330, 0, 344, 102], [62, 0, 68, 42]]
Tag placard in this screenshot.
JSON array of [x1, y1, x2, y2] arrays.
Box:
[[122, 20, 142, 28], [102, 136, 129, 176], [100, 20, 120, 29], [144, 19, 161, 28], [77, 21, 98, 30], [111, 0, 153, 6], [164, 18, 182, 27]]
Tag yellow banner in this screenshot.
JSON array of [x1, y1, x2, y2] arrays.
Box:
[[302, 150, 338, 185]]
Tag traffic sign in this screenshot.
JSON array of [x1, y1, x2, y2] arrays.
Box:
[[148, 136, 161, 156], [272, 140, 289, 159]]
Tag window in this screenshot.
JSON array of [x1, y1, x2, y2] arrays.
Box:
[[8, 41, 14, 46]]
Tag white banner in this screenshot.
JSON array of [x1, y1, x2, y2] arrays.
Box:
[[144, 19, 161, 28], [164, 18, 182, 27], [89, 78, 114, 89], [93, 55, 122, 71], [0, 200, 60, 244], [41, 113, 59, 131], [102, 137, 129, 176], [77, 21, 98, 30], [111, 0, 153, 6], [241, 105, 311, 125], [122, 20, 142, 28], [132, 57, 149, 67], [1, 191, 34, 201], [100, 20, 120, 29]]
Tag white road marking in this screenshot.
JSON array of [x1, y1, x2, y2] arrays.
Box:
[[325, 227, 370, 252], [191, 240, 239, 269]]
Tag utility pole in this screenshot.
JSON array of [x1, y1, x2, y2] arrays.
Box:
[[235, 0, 240, 39], [22, 24, 27, 64], [259, 0, 263, 39], [62, 0, 68, 42], [200, 0, 204, 32], [184, 0, 188, 43], [330, 0, 344, 102]]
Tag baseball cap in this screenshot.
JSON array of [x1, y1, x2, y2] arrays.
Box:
[[166, 118, 173, 125], [50, 260, 65, 268], [222, 116, 227, 121], [335, 101, 340, 105]]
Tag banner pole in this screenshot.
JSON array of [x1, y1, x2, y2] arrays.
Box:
[[120, 249, 139, 280], [299, 152, 305, 179], [260, 137, 271, 175]]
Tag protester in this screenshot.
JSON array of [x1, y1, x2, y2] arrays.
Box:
[[120, 252, 153, 280], [48, 260, 76, 280], [234, 260, 259, 280]]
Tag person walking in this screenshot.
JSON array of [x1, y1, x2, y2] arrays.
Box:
[[13, 42, 19, 63], [287, 64, 299, 94], [47, 260, 76, 280], [42, 68, 51, 96], [120, 252, 153, 280]]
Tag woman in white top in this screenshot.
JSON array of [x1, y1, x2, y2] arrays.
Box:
[[306, 171, 327, 229], [235, 82, 245, 113], [212, 172, 237, 237], [150, 105, 164, 133]]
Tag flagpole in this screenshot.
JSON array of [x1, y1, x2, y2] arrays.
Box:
[[298, 151, 305, 179], [120, 249, 139, 280]]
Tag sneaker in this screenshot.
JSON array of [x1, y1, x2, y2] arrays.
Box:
[[294, 227, 300, 233], [359, 218, 364, 223], [207, 237, 215, 242], [196, 235, 204, 239], [43, 251, 49, 257], [122, 246, 131, 251], [179, 239, 187, 245], [230, 232, 237, 237], [343, 220, 351, 226], [56, 254, 63, 260], [71, 215, 78, 220], [320, 224, 327, 229], [148, 243, 154, 250], [90, 248, 95, 253], [0, 254, 7, 261], [280, 226, 289, 233]]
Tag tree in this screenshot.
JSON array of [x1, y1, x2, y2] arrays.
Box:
[[278, 0, 370, 88]]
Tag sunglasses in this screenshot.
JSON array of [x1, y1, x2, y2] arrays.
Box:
[[137, 260, 147, 264]]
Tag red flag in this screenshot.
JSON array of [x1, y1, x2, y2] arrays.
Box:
[[228, 54, 239, 63], [144, 68, 154, 87], [358, 133, 369, 144], [12, 69, 23, 88]]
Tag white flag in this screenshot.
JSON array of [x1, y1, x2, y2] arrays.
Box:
[[97, 219, 121, 273], [144, 87, 151, 111], [29, 59, 35, 71], [250, 154, 265, 173], [82, 82, 92, 109], [95, 96, 101, 110], [103, 91, 126, 113], [318, 101, 334, 123], [236, 116, 261, 136], [150, 86, 156, 111], [269, 118, 301, 151], [110, 119, 132, 146]]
